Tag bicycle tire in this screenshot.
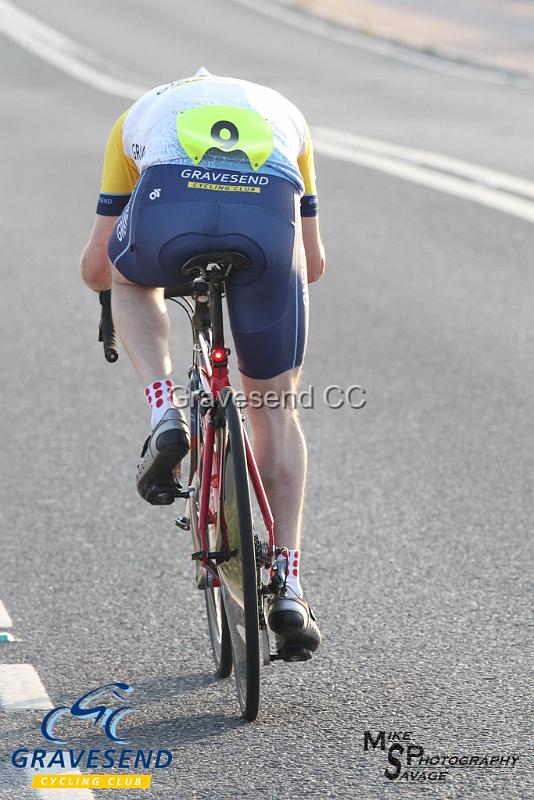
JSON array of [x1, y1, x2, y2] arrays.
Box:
[[205, 585, 232, 677], [204, 432, 233, 677], [217, 386, 261, 721], [190, 373, 232, 678]]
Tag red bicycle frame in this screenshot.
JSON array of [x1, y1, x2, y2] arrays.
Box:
[[195, 329, 274, 579]]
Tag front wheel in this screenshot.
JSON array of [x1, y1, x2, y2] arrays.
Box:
[[205, 486, 233, 678], [205, 587, 233, 677], [217, 386, 261, 721], [189, 376, 232, 679]]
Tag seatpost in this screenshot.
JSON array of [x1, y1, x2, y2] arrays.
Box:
[[209, 275, 225, 350]]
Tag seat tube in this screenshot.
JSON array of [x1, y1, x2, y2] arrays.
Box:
[[210, 278, 225, 350], [198, 422, 215, 560]]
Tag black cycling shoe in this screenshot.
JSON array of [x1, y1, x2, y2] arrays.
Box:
[[267, 596, 321, 661], [136, 408, 190, 505]]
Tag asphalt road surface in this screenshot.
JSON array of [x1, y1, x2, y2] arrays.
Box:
[[0, 1, 532, 798]]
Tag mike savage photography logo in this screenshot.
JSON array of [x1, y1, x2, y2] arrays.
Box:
[[363, 730, 520, 783], [12, 681, 172, 791]]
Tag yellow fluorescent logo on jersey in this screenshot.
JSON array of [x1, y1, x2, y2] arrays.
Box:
[[187, 181, 261, 193], [177, 106, 274, 171]]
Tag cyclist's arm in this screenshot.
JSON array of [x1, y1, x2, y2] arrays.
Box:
[[297, 128, 325, 284], [81, 216, 118, 291], [81, 110, 138, 291], [302, 217, 325, 284]]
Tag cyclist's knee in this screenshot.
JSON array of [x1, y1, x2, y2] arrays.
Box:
[[81, 258, 110, 291], [241, 367, 301, 398], [241, 368, 304, 437]]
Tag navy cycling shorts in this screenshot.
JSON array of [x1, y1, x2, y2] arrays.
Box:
[[109, 164, 308, 380]]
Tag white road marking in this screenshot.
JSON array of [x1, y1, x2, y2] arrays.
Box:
[[0, 0, 532, 224], [29, 755, 94, 799], [0, 632, 16, 642], [33, 786, 94, 800], [231, 0, 529, 87], [0, 599, 13, 628], [0, 664, 53, 711], [314, 127, 534, 202], [0, 0, 142, 100], [313, 127, 534, 224]]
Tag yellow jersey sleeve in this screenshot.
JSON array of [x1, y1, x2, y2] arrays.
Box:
[[97, 110, 139, 216], [297, 128, 318, 217]]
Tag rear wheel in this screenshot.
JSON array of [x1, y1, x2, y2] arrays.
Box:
[[217, 386, 261, 721]]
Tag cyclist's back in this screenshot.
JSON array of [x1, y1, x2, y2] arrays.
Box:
[[99, 67, 317, 219], [102, 67, 319, 381]]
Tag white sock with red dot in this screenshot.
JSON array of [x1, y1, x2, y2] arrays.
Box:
[[145, 378, 175, 428], [275, 548, 303, 598]]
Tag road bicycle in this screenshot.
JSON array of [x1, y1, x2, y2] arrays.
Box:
[[99, 251, 310, 722]]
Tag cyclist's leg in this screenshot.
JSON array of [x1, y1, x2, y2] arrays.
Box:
[[108, 165, 218, 392], [110, 265, 189, 504], [224, 195, 321, 651], [110, 265, 171, 387], [242, 366, 320, 653], [239, 367, 306, 553], [107, 172, 197, 502], [224, 192, 308, 552]]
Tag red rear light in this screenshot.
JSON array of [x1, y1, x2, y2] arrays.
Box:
[[212, 348, 225, 362]]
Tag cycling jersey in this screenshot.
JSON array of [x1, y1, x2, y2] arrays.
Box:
[[97, 68, 318, 218]]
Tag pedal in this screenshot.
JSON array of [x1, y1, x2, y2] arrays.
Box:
[[145, 483, 176, 505], [173, 483, 191, 499], [146, 480, 190, 505], [272, 645, 312, 663], [191, 549, 237, 562], [175, 515, 190, 530]]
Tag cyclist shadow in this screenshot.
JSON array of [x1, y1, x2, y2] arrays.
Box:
[[124, 711, 244, 747], [0, 674, 244, 757], [125, 672, 245, 744], [133, 672, 220, 702]]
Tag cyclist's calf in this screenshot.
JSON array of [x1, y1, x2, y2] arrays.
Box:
[[241, 369, 306, 550]]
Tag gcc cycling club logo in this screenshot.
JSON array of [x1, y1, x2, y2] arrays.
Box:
[[42, 682, 136, 745], [12, 681, 172, 789]]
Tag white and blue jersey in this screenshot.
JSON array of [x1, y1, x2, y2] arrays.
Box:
[[97, 68, 318, 218]]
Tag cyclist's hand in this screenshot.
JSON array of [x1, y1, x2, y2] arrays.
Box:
[[306, 246, 325, 283]]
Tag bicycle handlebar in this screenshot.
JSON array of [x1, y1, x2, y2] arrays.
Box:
[[98, 290, 118, 363], [98, 285, 196, 363]]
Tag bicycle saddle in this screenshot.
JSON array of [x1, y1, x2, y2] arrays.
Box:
[[181, 250, 251, 276]]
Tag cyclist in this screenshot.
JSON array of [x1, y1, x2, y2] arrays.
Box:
[[81, 68, 325, 656]]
